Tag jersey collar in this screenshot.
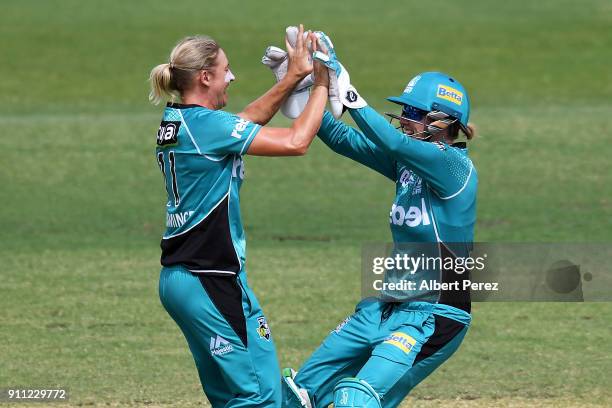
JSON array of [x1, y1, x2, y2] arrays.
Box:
[[166, 102, 204, 109]]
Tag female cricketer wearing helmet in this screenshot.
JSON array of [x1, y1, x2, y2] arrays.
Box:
[[149, 26, 329, 407], [283, 71, 477, 408]]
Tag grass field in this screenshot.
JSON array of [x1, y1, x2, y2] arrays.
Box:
[[1, 0, 611, 407]]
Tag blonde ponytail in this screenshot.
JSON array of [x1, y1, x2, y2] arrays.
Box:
[[149, 63, 174, 105], [148, 35, 220, 105]]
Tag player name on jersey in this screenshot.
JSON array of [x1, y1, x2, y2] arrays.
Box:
[[166, 210, 195, 228]]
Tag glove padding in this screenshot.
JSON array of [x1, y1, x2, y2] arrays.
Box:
[[313, 32, 366, 118], [261, 27, 313, 119], [261, 27, 366, 120]]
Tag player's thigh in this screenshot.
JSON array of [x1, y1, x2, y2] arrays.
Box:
[[356, 310, 436, 398], [199, 272, 281, 407], [159, 267, 278, 407], [158, 267, 238, 404], [181, 322, 230, 407], [295, 298, 384, 405], [238, 273, 282, 407], [380, 316, 469, 408]]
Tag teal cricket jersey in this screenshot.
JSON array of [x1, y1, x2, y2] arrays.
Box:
[[318, 107, 477, 309], [155, 103, 260, 275]]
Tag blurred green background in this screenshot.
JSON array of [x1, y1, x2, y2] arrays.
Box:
[[1, 0, 611, 406]]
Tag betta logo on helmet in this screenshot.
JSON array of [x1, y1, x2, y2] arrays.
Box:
[[437, 85, 463, 106]]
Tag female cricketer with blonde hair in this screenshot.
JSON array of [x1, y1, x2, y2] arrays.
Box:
[[149, 25, 328, 407]]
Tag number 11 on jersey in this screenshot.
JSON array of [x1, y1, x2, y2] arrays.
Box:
[[157, 151, 180, 207]]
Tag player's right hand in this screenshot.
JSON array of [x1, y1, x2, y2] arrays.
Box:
[[285, 24, 313, 81]]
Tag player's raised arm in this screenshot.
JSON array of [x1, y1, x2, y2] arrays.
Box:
[[350, 105, 463, 195], [317, 111, 396, 180]]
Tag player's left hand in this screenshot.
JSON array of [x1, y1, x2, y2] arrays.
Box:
[[313, 31, 367, 118], [310, 33, 329, 88]]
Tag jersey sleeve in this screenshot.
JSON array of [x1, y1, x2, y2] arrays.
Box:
[[189, 110, 261, 155], [349, 106, 474, 198], [318, 111, 396, 180]]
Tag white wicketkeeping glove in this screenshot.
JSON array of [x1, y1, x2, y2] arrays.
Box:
[[313, 31, 367, 118], [261, 27, 313, 119]]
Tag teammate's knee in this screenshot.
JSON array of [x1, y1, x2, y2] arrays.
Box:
[[333, 377, 381, 408]]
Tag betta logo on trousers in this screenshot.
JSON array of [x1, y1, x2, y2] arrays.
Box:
[[384, 332, 417, 354]]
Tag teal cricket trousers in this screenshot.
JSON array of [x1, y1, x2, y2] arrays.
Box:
[[159, 265, 281, 407], [294, 299, 470, 408]]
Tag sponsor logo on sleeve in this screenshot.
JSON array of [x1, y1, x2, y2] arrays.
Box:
[[332, 315, 352, 334], [157, 121, 181, 146], [383, 332, 417, 354], [231, 118, 250, 139], [437, 85, 463, 106]]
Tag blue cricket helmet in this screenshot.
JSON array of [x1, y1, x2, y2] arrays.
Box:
[[387, 72, 470, 133]]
